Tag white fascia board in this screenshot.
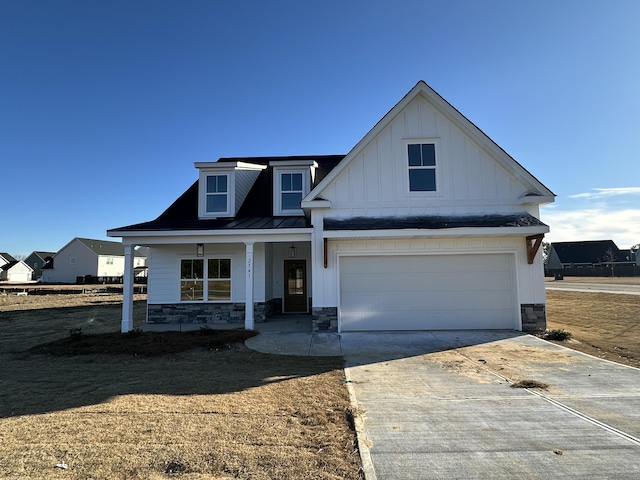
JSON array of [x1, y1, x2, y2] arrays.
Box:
[[300, 199, 331, 209], [323, 225, 549, 240], [270, 160, 318, 168], [108, 229, 313, 245], [518, 194, 555, 205], [194, 161, 266, 171]]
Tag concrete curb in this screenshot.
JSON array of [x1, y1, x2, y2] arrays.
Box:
[[343, 367, 377, 480]]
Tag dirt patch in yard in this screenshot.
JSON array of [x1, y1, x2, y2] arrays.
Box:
[[427, 341, 576, 389]]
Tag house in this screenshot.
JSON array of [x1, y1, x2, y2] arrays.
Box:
[[546, 240, 635, 270], [41, 238, 147, 284], [0, 260, 33, 282], [24, 251, 56, 281], [547, 240, 637, 276], [108, 81, 554, 334]]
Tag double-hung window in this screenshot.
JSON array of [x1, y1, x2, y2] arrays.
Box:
[[181, 259, 204, 301], [207, 258, 231, 300], [408, 143, 437, 192], [205, 174, 228, 214], [281, 172, 304, 211], [180, 258, 231, 301]]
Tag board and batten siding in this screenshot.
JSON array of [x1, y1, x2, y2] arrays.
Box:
[[321, 95, 529, 218], [146, 243, 266, 305], [317, 236, 545, 309]]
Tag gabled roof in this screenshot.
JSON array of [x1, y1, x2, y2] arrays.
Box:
[[65, 238, 126, 257], [551, 240, 620, 264], [307, 80, 555, 203], [32, 251, 56, 260], [0, 253, 17, 264], [109, 155, 344, 233], [0, 260, 33, 272]]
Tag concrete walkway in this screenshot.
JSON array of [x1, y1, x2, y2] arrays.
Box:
[[245, 327, 640, 479]]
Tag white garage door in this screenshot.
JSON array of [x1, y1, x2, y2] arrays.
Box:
[[339, 254, 516, 331]]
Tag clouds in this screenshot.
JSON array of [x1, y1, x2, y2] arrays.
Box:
[[541, 207, 640, 248], [568, 187, 640, 199]]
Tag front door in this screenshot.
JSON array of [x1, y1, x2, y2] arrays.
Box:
[[284, 260, 307, 312]]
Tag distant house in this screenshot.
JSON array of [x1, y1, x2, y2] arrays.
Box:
[[24, 251, 56, 281], [41, 238, 147, 283], [547, 240, 635, 270], [0, 260, 33, 282]]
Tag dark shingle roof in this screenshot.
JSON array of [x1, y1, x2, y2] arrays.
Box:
[[110, 155, 345, 233], [324, 213, 547, 231], [0, 253, 16, 263], [551, 240, 620, 264], [76, 238, 126, 256]]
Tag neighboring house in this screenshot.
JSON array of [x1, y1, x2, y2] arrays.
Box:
[[41, 238, 147, 283], [24, 251, 56, 281], [108, 81, 554, 334], [0, 260, 33, 282], [546, 240, 635, 270], [0, 253, 17, 267]]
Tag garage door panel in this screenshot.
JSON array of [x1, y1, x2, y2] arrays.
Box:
[[339, 254, 516, 331]]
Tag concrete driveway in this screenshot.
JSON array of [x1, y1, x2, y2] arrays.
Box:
[[342, 331, 640, 479], [248, 328, 640, 479]]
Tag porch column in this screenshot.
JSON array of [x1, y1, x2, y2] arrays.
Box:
[[121, 243, 135, 333], [244, 241, 254, 330]]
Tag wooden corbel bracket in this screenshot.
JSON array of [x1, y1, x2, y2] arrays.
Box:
[[526, 234, 544, 264]]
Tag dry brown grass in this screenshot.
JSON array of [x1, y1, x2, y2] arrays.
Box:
[[546, 289, 640, 368], [545, 276, 640, 285], [0, 293, 362, 479]]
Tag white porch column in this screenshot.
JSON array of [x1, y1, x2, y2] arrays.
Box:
[[121, 243, 135, 333], [244, 241, 255, 330]]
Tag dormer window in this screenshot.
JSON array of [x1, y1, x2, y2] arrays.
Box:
[[206, 174, 228, 213], [271, 161, 315, 215], [281, 172, 304, 211], [196, 161, 265, 219]]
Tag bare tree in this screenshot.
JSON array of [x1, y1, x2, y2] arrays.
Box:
[[603, 248, 617, 277], [542, 242, 551, 265]]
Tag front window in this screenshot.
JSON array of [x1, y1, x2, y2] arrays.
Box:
[[181, 258, 231, 301], [408, 143, 436, 192], [208, 258, 231, 300], [206, 174, 228, 213], [281, 172, 303, 211], [181, 259, 204, 300]]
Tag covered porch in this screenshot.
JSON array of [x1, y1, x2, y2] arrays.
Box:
[[119, 232, 315, 333]]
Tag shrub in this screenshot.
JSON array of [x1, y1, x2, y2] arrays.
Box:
[[544, 328, 572, 341]]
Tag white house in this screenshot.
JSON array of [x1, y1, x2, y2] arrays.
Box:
[[108, 81, 554, 333], [0, 260, 33, 282], [41, 238, 147, 283]]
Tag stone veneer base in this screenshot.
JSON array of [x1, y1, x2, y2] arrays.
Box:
[[148, 301, 274, 325], [521, 303, 546, 332], [312, 306, 338, 332]]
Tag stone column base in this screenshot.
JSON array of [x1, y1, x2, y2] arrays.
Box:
[[521, 304, 546, 332]]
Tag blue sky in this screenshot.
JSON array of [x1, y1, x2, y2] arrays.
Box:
[[2, 0, 639, 257]]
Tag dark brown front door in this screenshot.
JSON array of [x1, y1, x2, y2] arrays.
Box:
[[284, 260, 307, 312]]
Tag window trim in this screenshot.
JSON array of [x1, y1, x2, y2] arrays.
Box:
[[179, 257, 232, 303], [404, 139, 439, 194], [273, 168, 310, 216], [198, 170, 235, 218]]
